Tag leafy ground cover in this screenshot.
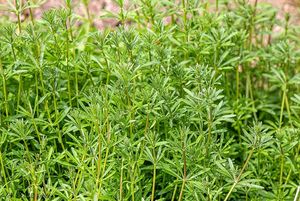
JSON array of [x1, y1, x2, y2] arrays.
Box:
[[0, 0, 300, 200]]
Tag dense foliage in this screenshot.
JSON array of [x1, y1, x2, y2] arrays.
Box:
[[0, 0, 300, 200]]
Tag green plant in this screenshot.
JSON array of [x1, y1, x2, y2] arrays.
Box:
[[0, 0, 299, 200]]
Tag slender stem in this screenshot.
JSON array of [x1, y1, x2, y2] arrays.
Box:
[[0, 151, 7, 189], [284, 94, 292, 126], [24, 140, 32, 163], [10, 39, 19, 112], [66, 24, 72, 107], [182, 0, 187, 26], [73, 152, 86, 199], [249, 0, 258, 46], [66, 1, 76, 108], [119, 1, 125, 25], [250, 76, 257, 121], [39, 68, 52, 123], [32, 117, 41, 143], [75, 68, 79, 107], [52, 80, 58, 118], [32, 36, 40, 115], [178, 134, 187, 201], [151, 163, 157, 201], [17, 14, 22, 34], [283, 168, 292, 190], [27, 0, 35, 25], [130, 164, 135, 201], [96, 119, 102, 196], [178, 179, 186, 201], [206, 108, 212, 156], [10, 36, 17, 62], [171, 184, 178, 201], [224, 72, 230, 97], [151, 133, 157, 201], [279, 145, 284, 199], [17, 75, 22, 109], [294, 186, 300, 201], [284, 14, 290, 37], [15, 0, 22, 33], [34, 70, 39, 115], [0, 61, 8, 117], [52, 74, 64, 150], [119, 159, 123, 201], [279, 89, 286, 128], [100, 122, 111, 189], [182, 0, 189, 61], [224, 148, 255, 201], [268, 14, 275, 45], [34, 175, 38, 201], [84, 0, 91, 25], [244, 0, 258, 122], [236, 65, 240, 100]]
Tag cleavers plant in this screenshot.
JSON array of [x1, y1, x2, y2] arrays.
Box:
[[0, 0, 299, 200]]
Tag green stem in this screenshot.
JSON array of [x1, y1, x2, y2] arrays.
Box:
[[225, 72, 230, 97], [73, 144, 87, 198], [236, 65, 240, 100], [171, 184, 178, 201], [24, 140, 32, 163], [0, 151, 7, 189], [84, 0, 91, 25], [32, 118, 41, 144], [39, 69, 52, 123], [284, 94, 292, 126], [27, 0, 35, 25], [66, 30, 72, 107], [151, 163, 157, 201], [283, 168, 292, 190], [96, 119, 102, 196], [182, 0, 187, 26], [99, 123, 111, 191], [178, 179, 186, 201], [279, 89, 286, 128], [15, 0, 22, 33], [224, 148, 255, 201], [0, 61, 8, 117], [246, 73, 257, 121], [178, 135, 187, 201], [33, 170, 38, 201], [279, 145, 284, 199], [17, 75, 22, 109], [150, 133, 157, 201], [34, 70, 39, 115], [249, 0, 258, 47], [75, 68, 79, 107], [130, 164, 135, 201], [206, 108, 212, 156], [294, 186, 300, 201], [119, 159, 123, 201]]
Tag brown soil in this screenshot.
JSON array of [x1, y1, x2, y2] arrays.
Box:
[[0, 0, 299, 28]]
